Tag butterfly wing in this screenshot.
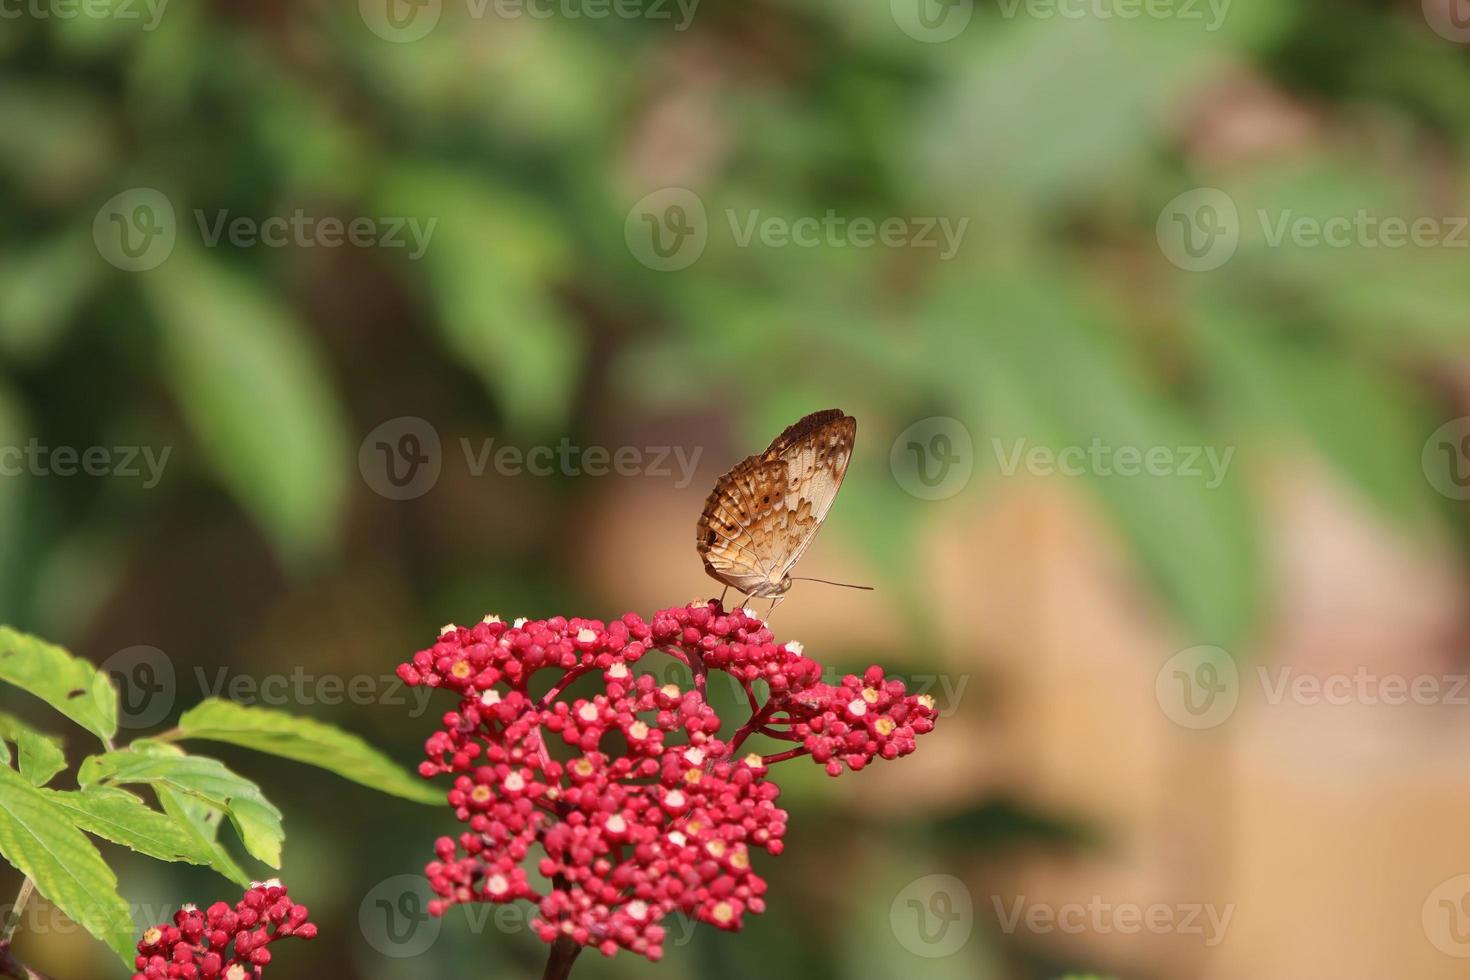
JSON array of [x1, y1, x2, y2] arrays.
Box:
[[696, 410, 856, 597], [766, 413, 855, 581], [696, 454, 791, 595]]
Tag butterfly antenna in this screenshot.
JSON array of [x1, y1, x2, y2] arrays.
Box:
[[790, 577, 875, 591]]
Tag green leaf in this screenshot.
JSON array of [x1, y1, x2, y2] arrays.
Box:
[[931, 274, 1262, 650], [177, 698, 440, 805], [38, 784, 215, 867], [128, 741, 251, 887], [0, 626, 117, 746], [0, 765, 134, 966], [78, 747, 283, 868], [1192, 298, 1439, 530], [0, 712, 67, 787], [375, 165, 580, 430], [142, 244, 349, 566]]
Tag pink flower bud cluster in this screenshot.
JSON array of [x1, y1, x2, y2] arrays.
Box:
[[132, 881, 316, 979], [397, 601, 936, 962]]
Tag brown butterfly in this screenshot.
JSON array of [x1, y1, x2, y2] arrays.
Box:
[[696, 409, 870, 613]]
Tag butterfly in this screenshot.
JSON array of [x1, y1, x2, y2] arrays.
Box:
[[696, 409, 868, 613]]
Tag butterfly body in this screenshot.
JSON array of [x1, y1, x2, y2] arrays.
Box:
[[696, 409, 856, 602]]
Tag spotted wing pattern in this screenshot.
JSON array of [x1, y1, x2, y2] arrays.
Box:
[[696, 410, 856, 597]]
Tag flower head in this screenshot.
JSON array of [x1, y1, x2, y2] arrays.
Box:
[[131, 881, 316, 979], [399, 600, 936, 961]]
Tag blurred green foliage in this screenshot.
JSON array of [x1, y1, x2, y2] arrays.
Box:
[[3, 0, 1470, 977]]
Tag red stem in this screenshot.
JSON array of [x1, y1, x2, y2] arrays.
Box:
[[0, 944, 50, 980], [541, 935, 582, 980]]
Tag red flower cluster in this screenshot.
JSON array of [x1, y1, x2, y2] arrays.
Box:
[[132, 881, 316, 979], [397, 600, 936, 962]]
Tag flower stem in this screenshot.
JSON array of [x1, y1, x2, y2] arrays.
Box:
[[541, 936, 582, 980], [0, 880, 33, 945]]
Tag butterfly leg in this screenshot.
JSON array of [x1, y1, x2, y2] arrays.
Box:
[[767, 595, 786, 619], [719, 585, 729, 609]]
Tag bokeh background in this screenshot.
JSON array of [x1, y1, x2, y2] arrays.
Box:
[[6, 1, 1470, 977]]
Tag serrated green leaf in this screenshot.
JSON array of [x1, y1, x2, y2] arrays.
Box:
[[38, 784, 214, 867], [78, 747, 283, 868], [0, 765, 134, 966], [0, 626, 117, 746], [0, 711, 67, 787], [128, 741, 251, 887], [141, 244, 349, 566], [178, 698, 440, 805]]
